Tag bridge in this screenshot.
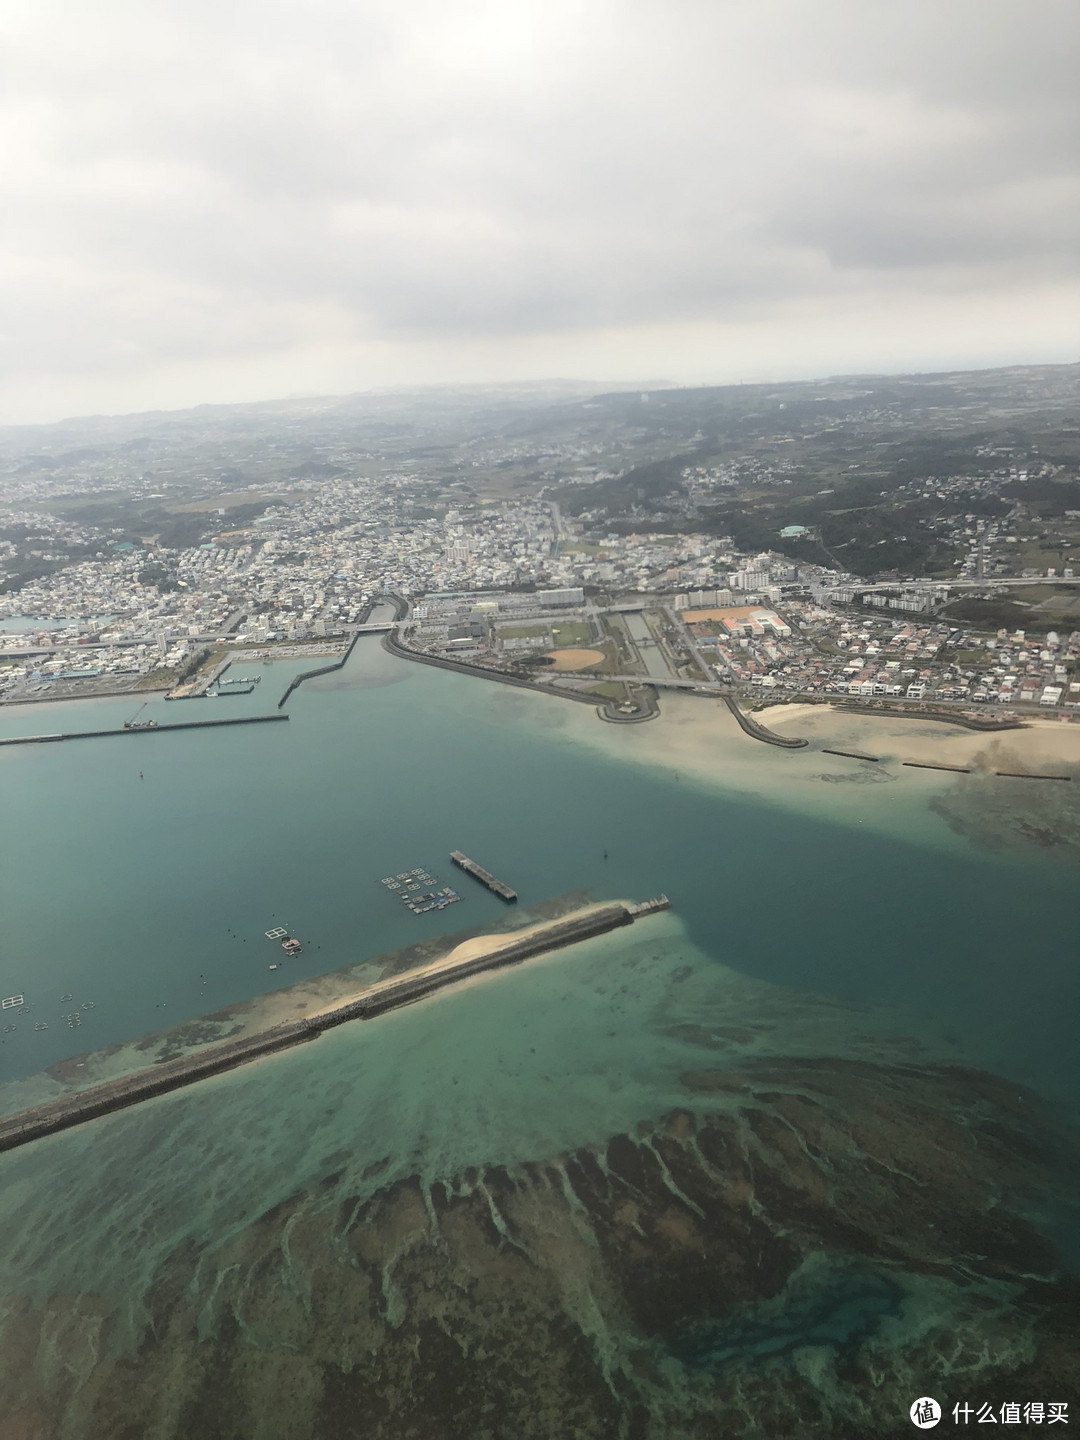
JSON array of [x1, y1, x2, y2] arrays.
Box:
[[596, 674, 718, 690]]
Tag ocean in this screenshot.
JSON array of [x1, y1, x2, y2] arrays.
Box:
[[0, 636, 1077, 1437]]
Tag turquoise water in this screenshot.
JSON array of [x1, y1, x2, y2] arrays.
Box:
[[1, 637, 1076, 1105], [1, 638, 1078, 1436]]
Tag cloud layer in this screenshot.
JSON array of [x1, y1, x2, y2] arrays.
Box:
[[2, 0, 1078, 419]]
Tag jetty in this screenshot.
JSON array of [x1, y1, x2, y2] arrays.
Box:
[[0, 714, 289, 746], [902, 760, 971, 774], [994, 770, 1071, 781], [723, 695, 808, 749], [0, 897, 669, 1154], [450, 851, 517, 901]]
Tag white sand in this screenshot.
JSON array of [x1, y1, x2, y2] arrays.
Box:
[[516, 689, 1080, 856]]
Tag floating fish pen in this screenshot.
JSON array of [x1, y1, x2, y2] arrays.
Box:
[[381, 870, 461, 914], [450, 851, 517, 902]]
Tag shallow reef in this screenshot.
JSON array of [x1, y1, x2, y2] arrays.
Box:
[[1, 1052, 1075, 1440]]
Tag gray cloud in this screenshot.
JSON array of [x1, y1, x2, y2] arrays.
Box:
[[1, 0, 1077, 419]]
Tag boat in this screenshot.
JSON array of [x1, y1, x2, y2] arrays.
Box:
[[281, 938, 302, 956]]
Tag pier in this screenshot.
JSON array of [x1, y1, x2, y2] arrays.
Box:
[[0, 898, 660, 1154], [450, 851, 517, 901], [0, 714, 289, 746]]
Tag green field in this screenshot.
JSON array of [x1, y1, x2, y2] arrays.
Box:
[[498, 624, 550, 640], [549, 620, 593, 647]]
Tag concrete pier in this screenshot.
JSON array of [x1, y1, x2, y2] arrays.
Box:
[[450, 851, 517, 901]]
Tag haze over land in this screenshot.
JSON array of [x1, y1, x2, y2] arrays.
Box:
[[2, 0, 1078, 422]]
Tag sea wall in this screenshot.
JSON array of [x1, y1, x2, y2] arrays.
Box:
[[277, 629, 364, 709], [0, 901, 644, 1154], [383, 630, 657, 722], [724, 695, 809, 748], [0, 714, 290, 746]]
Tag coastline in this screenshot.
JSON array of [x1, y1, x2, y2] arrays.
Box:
[[502, 686, 1080, 859], [756, 700, 1080, 769]]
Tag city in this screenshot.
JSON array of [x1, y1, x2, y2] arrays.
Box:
[[2, 374, 1078, 719]]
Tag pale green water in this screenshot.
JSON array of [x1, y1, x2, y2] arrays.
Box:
[[0, 916, 948, 1321]]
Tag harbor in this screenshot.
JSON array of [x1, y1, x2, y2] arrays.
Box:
[[450, 851, 517, 901], [0, 897, 669, 1153]]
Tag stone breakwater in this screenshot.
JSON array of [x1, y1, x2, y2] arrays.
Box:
[[0, 900, 661, 1153], [724, 695, 809, 748]]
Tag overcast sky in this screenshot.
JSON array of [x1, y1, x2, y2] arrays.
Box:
[[2, 0, 1078, 422]]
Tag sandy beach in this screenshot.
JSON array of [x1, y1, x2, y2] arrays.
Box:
[[304, 901, 618, 1020], [513, 688, 1080, 859], [757, 700, 1080, 770]]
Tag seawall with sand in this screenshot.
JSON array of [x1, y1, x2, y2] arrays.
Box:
[[0, 899, 661, 1153]]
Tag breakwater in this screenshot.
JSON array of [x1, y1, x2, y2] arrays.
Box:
[[0, 900, 657, 1153], [339, 902, 634, 1019], [823, 748, 881, 762], [0, 714, 289, 746], [902, 760, 971, 774], [995, 770, 1072, 781], [724, 695, 809, 748], [277, 629, 364, 709]]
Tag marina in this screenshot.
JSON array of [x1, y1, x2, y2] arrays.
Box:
[[450, 851, 517, 901]]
